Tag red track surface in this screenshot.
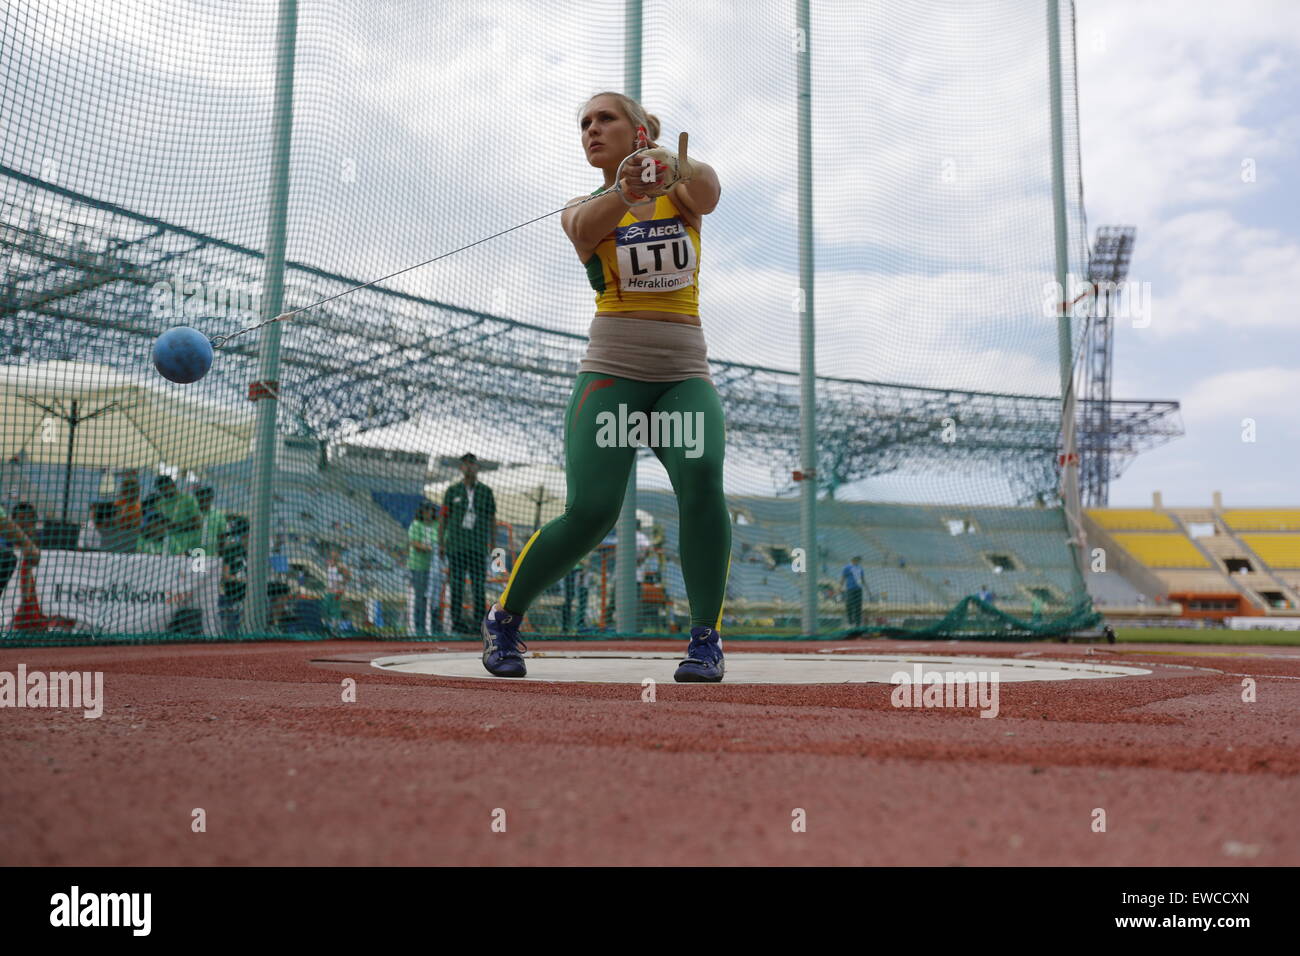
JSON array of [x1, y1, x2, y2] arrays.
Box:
[[1, 638, 1297, 865]]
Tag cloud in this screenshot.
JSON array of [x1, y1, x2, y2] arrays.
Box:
[[9, 0, 1299, 504], [1180, 366, 1300, 420], [1078, 0, 1300, 223], [1075, 0, 1300, 504], [1112, 210, 1300, 337]]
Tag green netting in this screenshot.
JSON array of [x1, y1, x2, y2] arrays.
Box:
[[1, 0, 1098, 646], [869, 595, 1102, 641]]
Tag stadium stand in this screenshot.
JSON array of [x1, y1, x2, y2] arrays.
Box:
[[1080, 496, 1300, 620], [1239, 534, 1300, 569], [1082, 567, 1146, 607], [1087, 509, 1177, 531], [1222, 510, 1300, 532], [13, 434, 1298, 632], [1110, 532, 1211, 569]]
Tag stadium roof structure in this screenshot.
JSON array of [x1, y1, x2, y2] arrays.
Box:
[[2, 167, 1182, 506]]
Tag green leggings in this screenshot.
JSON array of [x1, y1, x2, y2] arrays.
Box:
[[500, 372, 731, 629]]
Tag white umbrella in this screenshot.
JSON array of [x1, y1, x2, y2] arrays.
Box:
[[0, 360, 255, 521]]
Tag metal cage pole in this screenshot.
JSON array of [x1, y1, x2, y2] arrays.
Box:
[[614, 0, 642, 636], [1047, 0, 1085, 594], [246, 0, 298, 633], [796, 0, 819, 637]]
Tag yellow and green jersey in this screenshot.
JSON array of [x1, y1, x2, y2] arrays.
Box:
[[584, 191, 701, 316]]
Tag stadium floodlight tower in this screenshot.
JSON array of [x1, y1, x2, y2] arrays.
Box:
[[1081, 225, 1137, 507]]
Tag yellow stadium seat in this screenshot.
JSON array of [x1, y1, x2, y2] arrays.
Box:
[[1240, 534, 1300, 569], [1222, 510, 1300, 532], [1112, 532, 1210, 568], [1087, 509, 1178, 531]]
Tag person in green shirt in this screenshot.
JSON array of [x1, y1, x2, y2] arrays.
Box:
[[153, 475, 202, 556], [407, 500, 441, 635], [138, 511, 169, 555], [195, 485, 227, 557]]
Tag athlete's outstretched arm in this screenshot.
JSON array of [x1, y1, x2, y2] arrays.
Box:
[[562, 187, 632, 259], [670, 160, 720, 217]]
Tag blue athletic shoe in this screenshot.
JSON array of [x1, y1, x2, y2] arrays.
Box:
[[482, 607, 528, 677], [674, 626, 724, 683]]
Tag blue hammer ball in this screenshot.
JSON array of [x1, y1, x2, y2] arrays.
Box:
[[152, 326, 214, 384]]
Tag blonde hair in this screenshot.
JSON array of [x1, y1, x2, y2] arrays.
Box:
[[578, 91, 661, 145]]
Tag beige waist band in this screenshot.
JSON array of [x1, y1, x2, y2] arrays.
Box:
[[578, 314, 712, 383]]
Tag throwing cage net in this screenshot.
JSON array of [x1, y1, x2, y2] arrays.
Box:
[[1, 0, 1099, 644]]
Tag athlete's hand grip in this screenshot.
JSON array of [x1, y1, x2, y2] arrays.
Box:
[[615, 129, 694, 207], [637, 132, 694, 186], [677, 131, 694, 182]]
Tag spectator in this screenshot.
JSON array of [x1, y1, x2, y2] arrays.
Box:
[[268, 580, 295, 632], [153, 475, 202, 556], [323, 548, 351, 635], [439, 453, 496, 633], [840, 555, 866, 627], [365, 584, 384, 631], [138, 511, 168, 554], [638, 525, 664, 583], [270, 534, 290, 579], [976, 584, 993, 604], [101, 498, 136, 553], [11, 502, 43, 552], [78, 501, 117, 551], [3, 502, 76, 633], [218, 514, 249, 634], [407, 500, 441, 636], [195, 485, 227, 557], [562, 556, 592, 633], [114, 473, 142, 546], [0, 502, 41, 597]]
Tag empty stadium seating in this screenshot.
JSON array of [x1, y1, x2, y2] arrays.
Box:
[[1086, 508, 1177, 531], [29, 450, 1298, 626], [1084, 568, 1146, 606], [1085, 504, 1300, 615], [1110, 532, 1211, 569], [1157, 569, 1239, 593], [1240, 534, 1300, 569], [1223, 510, 1300, 532]]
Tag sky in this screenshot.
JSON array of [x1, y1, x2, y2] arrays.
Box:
[[1074, 0, 1300, 507], [4, 0, 1298, 509]]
